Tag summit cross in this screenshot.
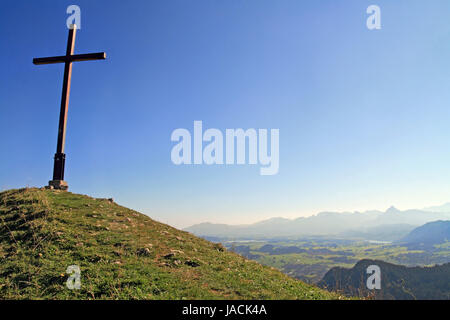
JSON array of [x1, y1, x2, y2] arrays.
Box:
[[33, 24, 106, 190]]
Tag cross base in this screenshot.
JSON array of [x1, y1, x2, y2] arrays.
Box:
[[47, 180, 69, 191]]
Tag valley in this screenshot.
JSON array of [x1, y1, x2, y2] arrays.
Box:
[[222, 238, 450, 284]]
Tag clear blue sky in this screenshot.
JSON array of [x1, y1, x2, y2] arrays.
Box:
[[1, 0, 450, 228]]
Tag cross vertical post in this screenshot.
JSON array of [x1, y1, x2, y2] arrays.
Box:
[[52, 26, 76, 187]]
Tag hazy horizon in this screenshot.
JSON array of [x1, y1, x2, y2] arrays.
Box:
[[151, 200, 450, 229]]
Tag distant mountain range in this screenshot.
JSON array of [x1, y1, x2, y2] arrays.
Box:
[[319, 259, 450, 300], [423, 202, 450, 213], [184, 205, 450, 240]]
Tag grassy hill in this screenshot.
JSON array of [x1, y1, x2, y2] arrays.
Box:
[[0, 188, 342, 300]]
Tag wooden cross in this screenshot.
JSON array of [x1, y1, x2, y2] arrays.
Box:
[[33, 24, 106, 190]]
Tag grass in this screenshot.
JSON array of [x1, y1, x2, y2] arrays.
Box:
[[0, 188, 343, 300]]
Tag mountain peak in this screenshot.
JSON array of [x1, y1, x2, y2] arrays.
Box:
[[386, 206, 400, 213]]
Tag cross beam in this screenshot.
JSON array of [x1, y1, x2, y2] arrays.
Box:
[[33, 52, 106, 65], [33, 25, 106, 190]]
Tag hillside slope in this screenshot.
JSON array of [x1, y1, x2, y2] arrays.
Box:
[[0, 188, 341, 300], [399, 220, 450, 247], [319, 259, 450, 300]]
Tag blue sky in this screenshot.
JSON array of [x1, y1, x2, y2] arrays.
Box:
[[1, 0, 450, 228]]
